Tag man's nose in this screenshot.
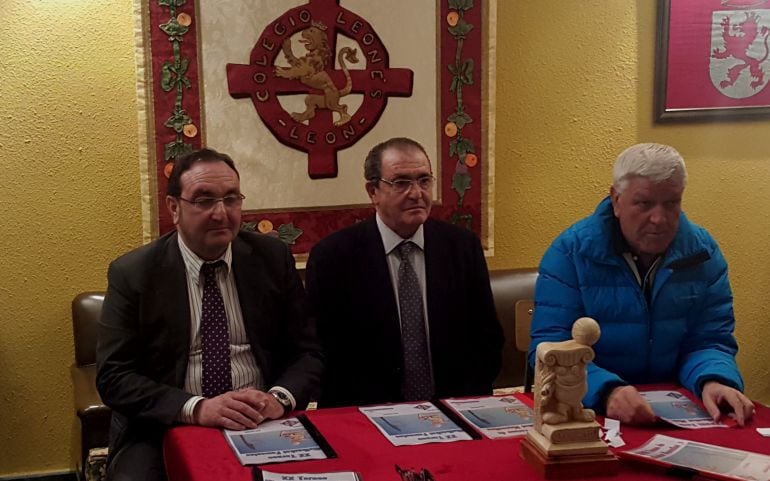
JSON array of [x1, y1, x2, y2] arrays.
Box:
[[649, 205, 666, 224], [406, 182, 422, 198], [210, 199, 227, 216]]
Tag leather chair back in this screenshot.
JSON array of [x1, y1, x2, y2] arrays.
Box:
[[72, 292, 105, 366], [489, 268, 538, 389], [71, 291, 110, 478]]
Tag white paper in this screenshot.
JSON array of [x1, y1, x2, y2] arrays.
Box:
[[641, 390, 727, 429], [442, 395, 533, 439], [604, 432, 626, 448], [757, 428, 770, 437], [604, 418, 621, 433], [624, 434, 770, 481], [359, 402, 472, 446], [224, 417, 327, 465], [602, 418, 625, 448], [260, 471, 360, 481]]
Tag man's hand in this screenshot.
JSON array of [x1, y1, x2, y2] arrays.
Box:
[[702, 381, 755, 427], [260, 391, 286, 420], [606, 385, 657, 424], [193, 388, 285, 430]]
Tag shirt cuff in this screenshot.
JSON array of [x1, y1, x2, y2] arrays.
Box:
[[268, 386, 296, 410], [178, 395, 205, 424]]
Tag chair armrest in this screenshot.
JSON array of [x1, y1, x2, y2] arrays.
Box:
[[71, 364, 110, 418]]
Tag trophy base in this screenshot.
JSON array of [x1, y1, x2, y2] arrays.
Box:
[[520, 436, 620, 479]]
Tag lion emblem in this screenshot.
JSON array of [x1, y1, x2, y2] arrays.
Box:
[[275, 22, 359, 126], [711, 11, 770, 93]]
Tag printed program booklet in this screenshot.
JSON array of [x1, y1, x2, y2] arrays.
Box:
[[641, 390, 727, 429], [256, 470, 361, 481], [224, 416, 331, 465], [442, 395, 534, 439], [620, 434, 770, 481], [359, 402, 472, 446]]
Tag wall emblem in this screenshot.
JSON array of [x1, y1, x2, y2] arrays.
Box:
[[275, 23, 359, 127], [227, 0, 414, 178], [710, 8, 770, 98]]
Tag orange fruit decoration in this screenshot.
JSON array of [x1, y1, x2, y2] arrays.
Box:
[[177, 13, 192, 27], [257, 219, 274, 233], [444, 121, 458, 137], [182, 123, 198, 138], [465, 153, 478, 167], [164, 162, 174, 179], [447, 11, 460, 27]]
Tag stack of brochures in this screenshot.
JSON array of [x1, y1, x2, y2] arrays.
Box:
[[620, 434, 770, 481]]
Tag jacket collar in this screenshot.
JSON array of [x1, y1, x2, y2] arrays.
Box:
[[375, 213, 426, 255], [580, 196, 709, 269]]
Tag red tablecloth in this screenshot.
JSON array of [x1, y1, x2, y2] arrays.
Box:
[[164, 388, 770, 481]]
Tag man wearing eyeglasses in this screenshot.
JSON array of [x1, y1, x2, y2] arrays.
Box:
[[96, 148, 322, 481], [306, 137, 503, 407]]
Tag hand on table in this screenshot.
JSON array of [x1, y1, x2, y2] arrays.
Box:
[[702, 381, 755, 427], [606, 385, 657, 424], [193, 388, 285, 430]]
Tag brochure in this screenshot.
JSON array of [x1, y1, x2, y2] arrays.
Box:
[[641, 390, 727, 429], [256, 470, 361, 481], [359, 402, 472, 446], [620, 434, 770, 481], [224, 416, 329, 465], [442, 395, 534, 439]]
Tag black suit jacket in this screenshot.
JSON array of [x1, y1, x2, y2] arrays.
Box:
[[96, 230, 322, 456], [306, 217, 503, 407]]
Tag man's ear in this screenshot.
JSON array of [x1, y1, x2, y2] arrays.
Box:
[[166, 195, 180, 225], [609, 186, 620, 216], [365, 181, 377, 200]]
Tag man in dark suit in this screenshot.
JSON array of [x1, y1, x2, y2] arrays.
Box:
[[306, 137, 503, 407], [96, 148, 322, 481]]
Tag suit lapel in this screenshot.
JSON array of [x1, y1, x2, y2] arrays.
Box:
[[423, 220, 449, 354], [359, 218, 402, 348], [231, 236, 270, 380], [157, 233, 192, 388]]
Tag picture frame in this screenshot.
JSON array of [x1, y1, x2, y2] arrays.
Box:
[[655, 0, 770, 122]]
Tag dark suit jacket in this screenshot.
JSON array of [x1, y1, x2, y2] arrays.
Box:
[[306, 216, 503, 407], [96, 230, 322, 457]]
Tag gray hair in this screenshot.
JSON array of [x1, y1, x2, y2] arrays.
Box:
[[612, 143, 687, 194]]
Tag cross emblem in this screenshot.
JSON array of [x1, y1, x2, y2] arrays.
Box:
[[227, 0, 414, 178]]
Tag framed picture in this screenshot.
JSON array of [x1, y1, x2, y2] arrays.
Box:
[[133, 0, 496, 260], [655, 0, 770, 121]]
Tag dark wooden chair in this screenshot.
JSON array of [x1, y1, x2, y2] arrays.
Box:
[[490, 268, 538, 392], [71, 292, 111, 479]]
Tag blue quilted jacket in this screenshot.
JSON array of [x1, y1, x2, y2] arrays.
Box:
[[529, 197, 743, 409]]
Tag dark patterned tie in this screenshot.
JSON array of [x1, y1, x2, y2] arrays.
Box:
[[397, 241, 434, 401], [200, 261, 232, 398]]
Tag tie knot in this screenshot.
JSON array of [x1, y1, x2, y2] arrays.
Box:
[[397, 241, 415, 261], [201, 260, 225, 279]]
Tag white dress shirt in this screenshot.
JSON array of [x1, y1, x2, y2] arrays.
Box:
[[176, 235, 295, 422], [375, 214, 432, 356]]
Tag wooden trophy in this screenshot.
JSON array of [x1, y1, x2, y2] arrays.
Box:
[[520, 317, 619, 478]]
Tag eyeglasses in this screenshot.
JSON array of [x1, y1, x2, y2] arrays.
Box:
[[178, 194, 245, 211], [375, 175, 434, 194]]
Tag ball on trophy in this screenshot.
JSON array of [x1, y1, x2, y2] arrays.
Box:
[[571, 317, 600, 346]]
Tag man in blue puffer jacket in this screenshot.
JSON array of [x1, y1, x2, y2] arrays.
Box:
[[529, 143, 754, 426]]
